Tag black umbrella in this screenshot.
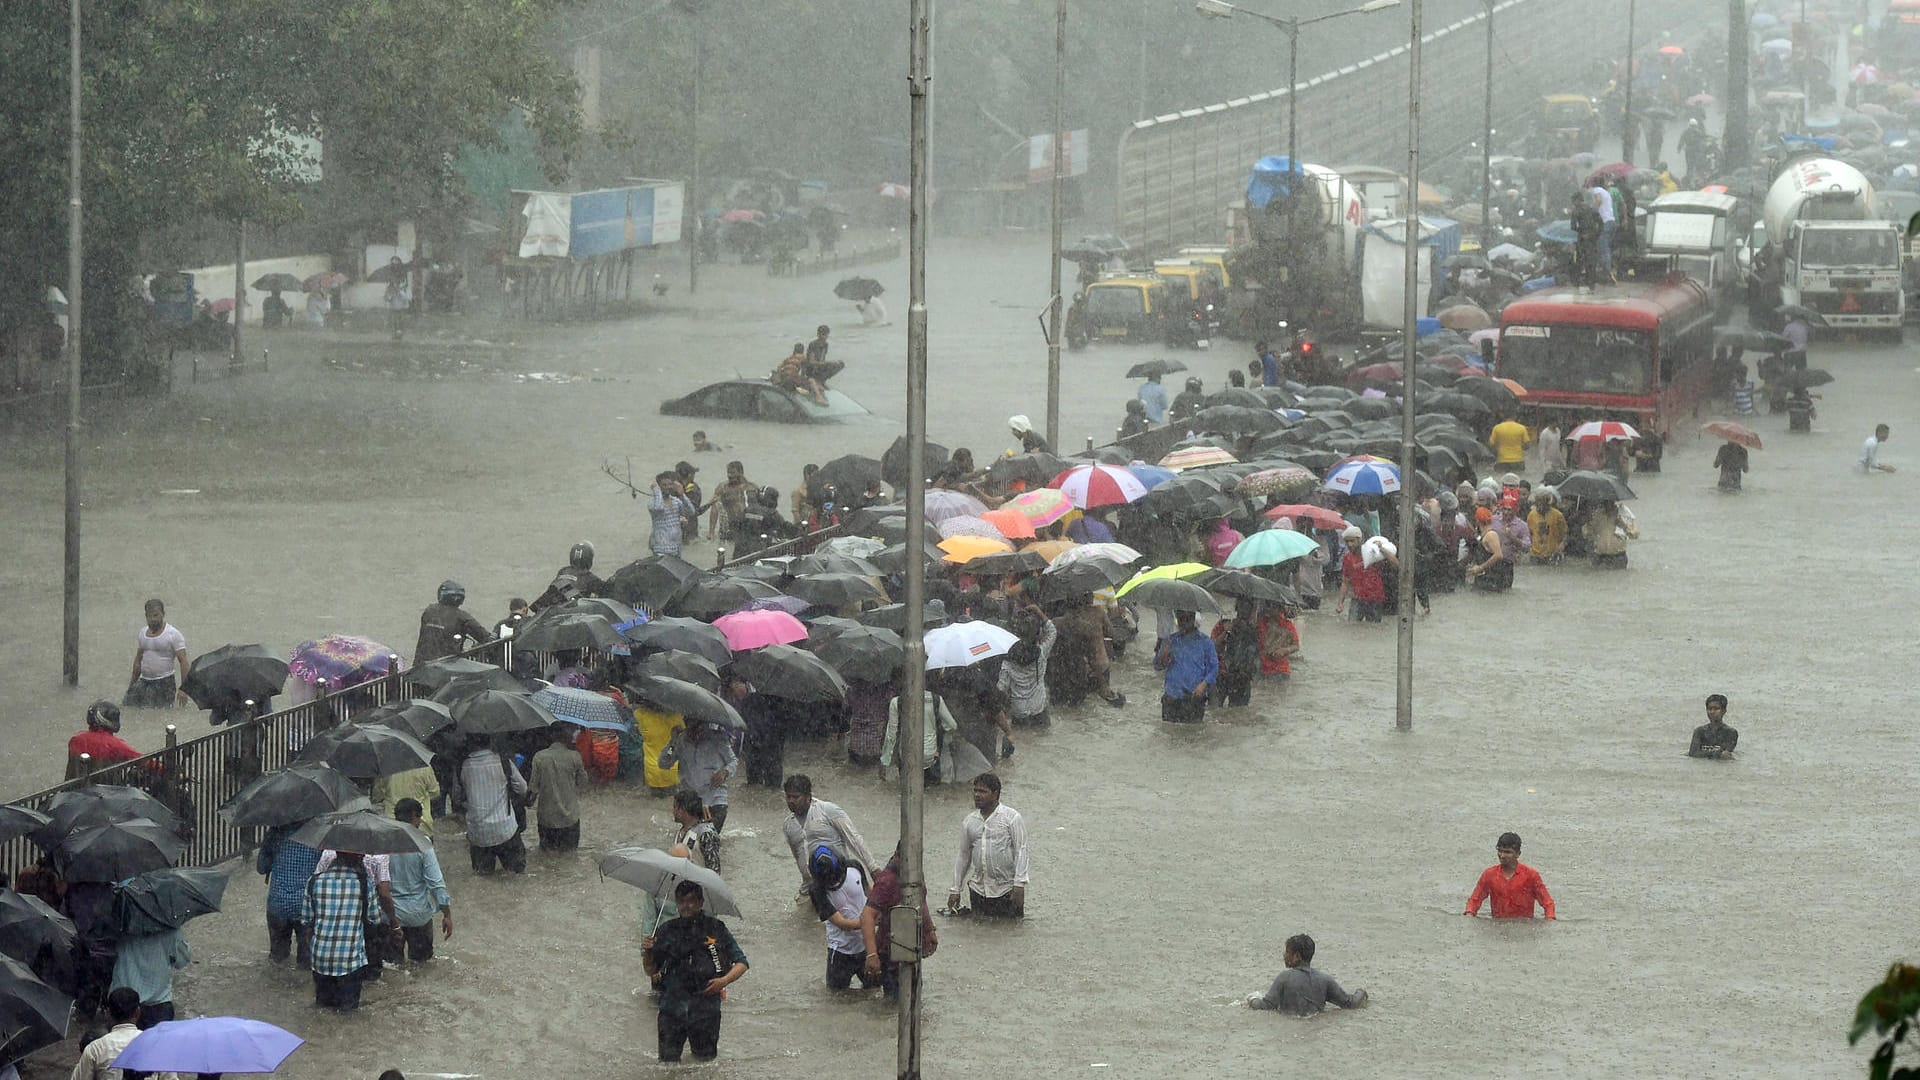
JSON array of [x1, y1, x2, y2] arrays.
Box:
[[1423, 430, 1496, 461], [789, 553, 882, 577], [290, 809, 431, 856], [605, 554, 705, 611], [512, 611, 624, 654], [812, 625, 905, 682], [882, 435, 952, 487], [620, 617, 734, 666], [636, 650, 723, 691], [1196, 569, 1300, 605], [834, 276, 885, 302], [0, 806, 51, 846], [786, 572, 889, 609], [294, 724, 435, 779], [669, 577, 786, 619], [0, 954, 73, 1063], [429, 667, 527, 703], [0, 890, 75, 969], [1191, 405, 1284, 435], [1778, 367, 1834, 389], [251, 272, 306, 293], [180, 644, 288, 710], [1125, 358, 1188, 379], [1038, 558, 1133, 602], [37, 787, 184, 847], [961, 549, 1048, 576], [1421, 392, 1492, 418], [870, 539, 944, 574], [53, 820, 183, 882], [1775, 303, 1829, 328], [539, 596, 640, 625], [365, 260, 413, 284], [1342, 397, 1400, 420], [721, 562, 789, 585], [1117, 576, 1220, 614], [986, 452, 1068, 488], [450, 689, 558, 737], [406, 656, 501, 690], [628, 676, 744, 729], [219, 763, 368, 828], [813, 454, 885, 501], [860, 599, 948, 631], [730, 644, 848, 703], [1450, 375, 1519, 408], [804, 615, 865, 639], [1555, 470, 1636, 501], [111, 867, 231, 936], [842, 504, 907, 535], [1714, 326, 1791, 352]]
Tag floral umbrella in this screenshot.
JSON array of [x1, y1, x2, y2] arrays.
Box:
[[288, 635, 400, 690], [937, 515, 1006, 541]]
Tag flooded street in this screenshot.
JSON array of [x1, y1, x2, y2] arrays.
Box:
[[4, 234, 1918, 1078]]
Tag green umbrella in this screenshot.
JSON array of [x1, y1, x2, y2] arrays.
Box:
[[1222, 529, 1320, 568]]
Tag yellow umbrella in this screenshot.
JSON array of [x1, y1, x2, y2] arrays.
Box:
[[1026, 539, 1079, 563], [937, 535, 1014, 564], [1114, 562, 1211, 597]]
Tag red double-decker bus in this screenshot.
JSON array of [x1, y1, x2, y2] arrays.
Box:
[[1495, 278, 1718, 436]]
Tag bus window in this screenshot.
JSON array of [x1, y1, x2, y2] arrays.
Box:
[[1500, 326, 1653, 395]]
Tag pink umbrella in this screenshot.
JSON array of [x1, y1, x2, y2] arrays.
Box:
[[1050, 464, 1148, 508], [924, 489, 988, 524], [718, 209, 761, 223], [979, 509, 1036, 540], [938, 515, 1006, 541], [1005, 488, 1072, 526], [712, 610, 807, 651]]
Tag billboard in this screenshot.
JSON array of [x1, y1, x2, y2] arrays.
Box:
[[514, 181, 686, 259], [1028, 129, 1089, 184]]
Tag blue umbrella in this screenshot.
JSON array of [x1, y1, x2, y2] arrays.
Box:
[[113, 1016, 303, 1074], [1126, 463, 1177, 490], [1322, 458, 1402, 496], [1536, 220, 1576, 246], [530, 686, 632, 731]]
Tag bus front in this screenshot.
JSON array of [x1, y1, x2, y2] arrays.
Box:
[[1496, 319, 1658, 422]]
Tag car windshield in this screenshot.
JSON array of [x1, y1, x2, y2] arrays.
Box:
[[1499, 325, 1653, 395], [1086, 286, 1145, 321], [1798, 229, 1897, 268]]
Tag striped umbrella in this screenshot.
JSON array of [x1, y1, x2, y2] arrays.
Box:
[[1050, 463, 1148, 508], [1159, 447, 1238, 471], [1569, 419, 1639, 443], [1005, 488, 1072, 526], [1322, 457, 1402, 496]]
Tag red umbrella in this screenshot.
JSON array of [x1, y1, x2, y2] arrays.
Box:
[[1659, 44, 1685, 55], [303, 271, 348, 292], [205, 297, 239, 316], [1348, 362, 1403, 384], [1569, 419, 1640, 442], [1262, 503, 1349, 530], [718, 209, 761, 223], [1049, 463, 1148, 509], [1583, 161, 1634, 187], [1702, 421, 1762, 449]]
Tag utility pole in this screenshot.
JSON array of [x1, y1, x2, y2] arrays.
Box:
[[689, 7, 703, 295], [63, 0, 83, 686], [1480, 0, 1494, 248], [1396, 0, 1423, 733], [1723, 0, 1751, 169], [1045, 0, 1066, 452], [232, 221, 246, 368], [899, 0, 932, 1074], [1622, 0, 1637, 163]]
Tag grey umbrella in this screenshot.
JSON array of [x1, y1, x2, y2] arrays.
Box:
[[0, 954, 73, 1063], [36, 787, 184, 847], [729, 644, 848, 703], [637, 650, 723, 691], [785, 573, 888, 609], [450, 690, 559, 737], [293, 724, 435, 779], [53, 820, 184, 883], [429, 667, 527, 703], [405, 656, 501, 690], [219, 763, 370, 827], [1116, 576, 1220, 614], [629, 676, 744, 729], [512, 611, 624, 654], [356, 698, 457, 743], [110, 867, 232, 935], [0, 805, 51, 846], [0, 890, 75, 969], [598, 847, 741, 918], [621, 617, 734, 666]]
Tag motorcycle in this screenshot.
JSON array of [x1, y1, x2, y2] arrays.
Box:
[[1164, 303, 1220, 350]]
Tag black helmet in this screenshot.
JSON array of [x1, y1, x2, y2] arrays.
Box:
[[438, 579, 466, 606], [87, 700, 122, 732], [569, 542, 595, 571], [757, 486, 781, 509], [1185, 377, 1203, 392], [1125, 398, 1146, 414]]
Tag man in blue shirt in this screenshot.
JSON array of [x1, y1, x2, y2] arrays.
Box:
[[1256, 340, 1280, 387], [1137, 372, 1168, 424], [259, 823, 320, 967], [1154, 609, 1218, 723], [110, 927, 190, 1028], [388, 799, 454, 962]]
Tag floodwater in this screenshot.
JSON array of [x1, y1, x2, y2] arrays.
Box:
[[3, 234, 1918, 1079]]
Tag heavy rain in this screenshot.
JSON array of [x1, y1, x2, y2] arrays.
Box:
[[2, 0, 1918, 1078]]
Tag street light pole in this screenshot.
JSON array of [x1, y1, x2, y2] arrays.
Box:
[[1045, 0, 1067, 453], [1480, 0, 1494, 249], [689, 9, 703, 295], [1287, 20, 1300, 175], [899, 0, 932, 1074], [1396, 0, 1422, 734], [1723, 0, 1750, 170], [1622, 0, 1637, 163], [63, 0, 83, 686]]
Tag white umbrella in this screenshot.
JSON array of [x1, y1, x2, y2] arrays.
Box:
[[924, 622, 1019, 670], [598, 847, 741, 917]]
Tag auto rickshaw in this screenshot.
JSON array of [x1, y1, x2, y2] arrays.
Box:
[[1081, 273, 1174, 344], [1534, 94, 1599, 155]]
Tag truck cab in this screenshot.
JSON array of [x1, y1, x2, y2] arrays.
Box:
[[1642, 191, 1742, 316], [1082, 273, 1174, 343]]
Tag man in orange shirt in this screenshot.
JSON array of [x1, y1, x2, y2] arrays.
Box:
[[1464, 831, 1555, 920]]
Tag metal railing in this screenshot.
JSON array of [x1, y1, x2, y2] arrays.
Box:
[[1, 638, 507, 884]]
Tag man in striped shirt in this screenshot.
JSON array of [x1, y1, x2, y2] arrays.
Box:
[[459, 744, 528, 875]]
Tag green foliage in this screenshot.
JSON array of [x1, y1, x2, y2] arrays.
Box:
[[1851, 964, 1920, 1080]]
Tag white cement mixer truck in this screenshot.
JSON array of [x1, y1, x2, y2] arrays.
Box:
[[1758, 156, 1904, 338]]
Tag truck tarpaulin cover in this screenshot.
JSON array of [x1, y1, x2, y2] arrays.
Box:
[[1358, 216, 1462, 328], [1246, 156, 1304, 209]]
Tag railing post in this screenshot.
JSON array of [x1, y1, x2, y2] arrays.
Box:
[[164, 724, 177, 751], [714, 545, 728, 570], [387, 653, 403, 704], [500, 625, 514, 676], [77, 752, 93, 784], [260, 346, 269, 373]]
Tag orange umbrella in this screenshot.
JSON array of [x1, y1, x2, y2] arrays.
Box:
[[937, 536, 1013, 564], [980, 509, 1037, 540], [1702, 421, 1761, 449], [1495, 377, 1528, 397], [1025, 539, 1079, 563]]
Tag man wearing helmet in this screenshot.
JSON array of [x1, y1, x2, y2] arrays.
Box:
[[1170, 376, 1207, 425], [532, 544, 607, 612], [415, 581, 491, 663], [67, 702, 144, 779]]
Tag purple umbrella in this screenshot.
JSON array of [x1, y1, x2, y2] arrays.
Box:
[[923, 489, 987, 524], [288, 635, 400, 690], [113, 1016, 304, 1074]]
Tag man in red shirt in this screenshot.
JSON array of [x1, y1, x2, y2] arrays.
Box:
[[66, 701, 145, 779], [1464, 831, 1555, 920], [1333, 527, 1386, 623]]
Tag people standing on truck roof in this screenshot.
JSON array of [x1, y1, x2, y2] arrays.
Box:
[[1590, 182, 1617, 282], [1570, 194, 1602, 288]]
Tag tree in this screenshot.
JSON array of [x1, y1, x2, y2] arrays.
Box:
[[1851, 963, 1920, 1079]]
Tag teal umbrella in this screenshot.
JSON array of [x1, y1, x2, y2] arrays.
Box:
[[1223, 528, 1320, 568]]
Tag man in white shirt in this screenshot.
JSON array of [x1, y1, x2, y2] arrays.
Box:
[[782, 774, 877, 895], [124, 599, 188, 709], [808, 846, 876, 990], [948, 772, 1029, 919], [70, 988, 146, 1080], [1861, 423, 1897, 473], [1589, 185, 1616, 280]]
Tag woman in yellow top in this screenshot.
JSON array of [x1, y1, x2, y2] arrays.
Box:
[[1526, 492, 1568, 563], [633, 702, 683, 794]]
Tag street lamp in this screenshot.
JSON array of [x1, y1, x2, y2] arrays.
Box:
[[1196, 0, 1400, 182], [1396, 0, 1423, 733]]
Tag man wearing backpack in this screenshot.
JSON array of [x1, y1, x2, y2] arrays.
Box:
[[643, 881, 749, 1062]]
